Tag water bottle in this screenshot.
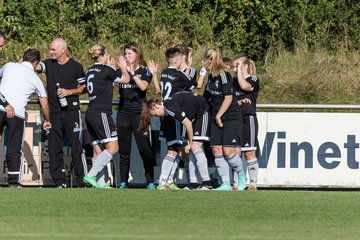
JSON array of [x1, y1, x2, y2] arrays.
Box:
[[56, 83, 68, 107]]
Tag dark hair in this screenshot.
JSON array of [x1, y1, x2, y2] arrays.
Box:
[[138, 98, 161, 133], [123, 43, 146, 66], [165, 47, 181, 64], [222, 57, 233, 68], [23, 48, 40, 63], [0, 32, 6, 40]]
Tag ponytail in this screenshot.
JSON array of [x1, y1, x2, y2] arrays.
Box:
[[138, 98, 161, 133]]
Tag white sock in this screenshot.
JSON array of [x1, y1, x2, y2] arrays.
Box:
[[225, 153, 244, 175], [188, 152, 198, 183], [247, 158, 259, 186], [92, 157, 105, 186], [193, 148, 210, 181], [214, 154, 230, 183], [168, 154, 180, 183], [159, 155, 176, 185], [88, 150, 113, 178]]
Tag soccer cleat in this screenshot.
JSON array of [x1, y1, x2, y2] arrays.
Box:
[[182, 186, 191, 190], [212, 183, 232, 191], [56, 184, 67, 188], [232, 184, 238, 191], [156, 184, 171, 190], [166, 183, 181, 190], [237, 173, 247, 191], [146, 183, 156, 190], [118, 182, 128, 189], [100, 184, 114, 189], [83, 175, 101, 188], [247, 186, 257, 191]]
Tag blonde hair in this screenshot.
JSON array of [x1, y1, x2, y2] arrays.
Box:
[[203, 48, 225, 75], [237, 56, 256, 75], [88, 44, 106, 61]]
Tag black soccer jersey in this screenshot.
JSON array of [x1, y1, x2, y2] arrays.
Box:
[[204, 71, 240, 118], [85, 63, 122, 113], [41, 58, 85, 113], [118, 66, 152, 114], [234, 75, 259, 115], [164, 91, 209, 122], [181, 67, 197, 92], [160, 67, 196, 100]]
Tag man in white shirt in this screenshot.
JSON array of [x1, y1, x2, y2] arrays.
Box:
[[0, 48, 51, 187], [0, 31, 15, 118]]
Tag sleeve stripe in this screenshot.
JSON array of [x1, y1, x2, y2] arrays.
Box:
[[189, 68, 196, 78], [39, 62, 46, 73], [220, 72, 228, 84], [77, 77, 86, 83], [165, 107, 175, 117], [113, 77, 123, 83]]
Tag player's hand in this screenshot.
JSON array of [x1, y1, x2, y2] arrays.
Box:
[[241, 98, 251, 104], [215, 115, 223, 128], [147, 60, 158, 75], [5, 104, 15, 118], [241, 63, 248, 73], [118, 56, 127, 70]]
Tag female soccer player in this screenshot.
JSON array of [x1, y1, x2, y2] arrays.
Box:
[[139, 91, 210, 190], [117, 43, 155, 189], [233, 56, 260, 191], [171, 44, 212, 189], [202, 48, 246, 191], [83, 44, 129, 188]]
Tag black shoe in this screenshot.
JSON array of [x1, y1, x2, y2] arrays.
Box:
[[56, 184, 67, 188], [8, 183, 23, 188]]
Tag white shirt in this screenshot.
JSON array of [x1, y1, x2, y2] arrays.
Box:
[[0, 61, 47, 118]]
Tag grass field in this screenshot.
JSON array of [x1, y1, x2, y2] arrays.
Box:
[[0, 189, 359, 240]]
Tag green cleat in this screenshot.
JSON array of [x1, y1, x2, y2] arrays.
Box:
[[212, 182, 232, 191], [166, 183, 181, 190], [156, 184, 171, 190], [100, 184, 114, 189], [83, 175, 101, 188]]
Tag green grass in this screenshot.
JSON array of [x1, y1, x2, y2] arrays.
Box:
[[0, 189, 359, 240]]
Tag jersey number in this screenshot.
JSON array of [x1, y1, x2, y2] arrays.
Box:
[[87, 74, 94, 94], [160, 82, 172, 100]]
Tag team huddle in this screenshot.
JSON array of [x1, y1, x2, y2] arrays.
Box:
[[0, 33, 259, 191]]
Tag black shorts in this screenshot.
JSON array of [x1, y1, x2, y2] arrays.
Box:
[[159, 115, 183, 146], [85, 111, 118, 145], [210, 115, 242, 147], [241, 115, 258, 151], [182, 111, 210, 142]]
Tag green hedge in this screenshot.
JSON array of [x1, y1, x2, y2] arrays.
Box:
[[1, 0, 359, 62]]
